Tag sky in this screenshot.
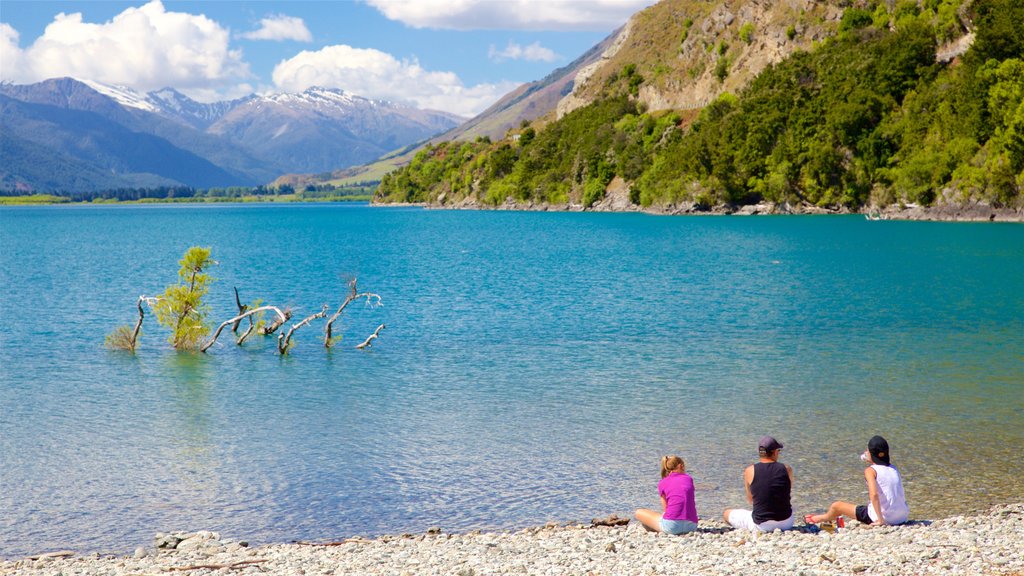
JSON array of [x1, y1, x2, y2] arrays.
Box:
[[0, 0, 655, 117]]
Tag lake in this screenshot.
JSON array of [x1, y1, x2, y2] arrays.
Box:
[[1, 203, 1022, 557]]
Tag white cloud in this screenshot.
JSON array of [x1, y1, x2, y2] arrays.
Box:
[[272, 44, 519, 117], [240, 15, 312, 42], [489, 41, 558, 62], [0, 1, 251, 99], [364, 0, 656, 31], [0, 23, 25, 80]]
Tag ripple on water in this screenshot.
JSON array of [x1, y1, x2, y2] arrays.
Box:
[[1, 206, 1022, 557]]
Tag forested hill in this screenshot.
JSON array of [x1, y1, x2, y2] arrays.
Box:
[[376, 0, 1024, 215]]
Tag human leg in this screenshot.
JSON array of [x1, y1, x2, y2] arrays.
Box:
[[757, 515, 794, 532], [806, 501, 857, 524], [634, 508, 663, 532], [725, 508, 757, 531]]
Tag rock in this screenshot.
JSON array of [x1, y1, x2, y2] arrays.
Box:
[[154, 533, 183, 549], [134, 547, 148, 559]]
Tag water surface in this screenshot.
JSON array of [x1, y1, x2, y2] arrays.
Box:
[[1, 204, 1022, 557]]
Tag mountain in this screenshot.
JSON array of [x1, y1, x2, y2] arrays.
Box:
[[208, 88, 464, 174], [0, 79, 464, 193], [141, 86, 254, 130], [0, 93, 245, 190], [274, 27, 621, 190], [281, 0, 842, 190], [374, 0, 1023, 215]]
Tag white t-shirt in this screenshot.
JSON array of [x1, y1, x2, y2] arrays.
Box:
[[868, 464, 910, 525]]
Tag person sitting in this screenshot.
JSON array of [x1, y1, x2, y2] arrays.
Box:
[[805, 435, 910, 527], [723, 436, 795, 532], [634, 455, 699, 535]]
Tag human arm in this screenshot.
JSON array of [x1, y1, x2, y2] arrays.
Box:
[[660, 495, 668, 512], [865, 467, 884, 525], [743, 465, 755, 504]]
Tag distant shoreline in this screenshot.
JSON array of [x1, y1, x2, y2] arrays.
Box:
[[0, 195, 371, 206], [5, 503, 1023, 574], [374, 199, 1024, 222], [5, 195, 1021, 222]]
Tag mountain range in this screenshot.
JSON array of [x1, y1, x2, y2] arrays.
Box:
[[0, 78, 465, 192]]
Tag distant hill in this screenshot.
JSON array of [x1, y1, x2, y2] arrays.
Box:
[[0, 79, 464, 193], [374, 0, 1024, 215]]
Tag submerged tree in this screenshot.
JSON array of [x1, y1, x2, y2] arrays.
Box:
[[154, 246, 215, 351], [107, 249, 386, 355], [104, 295, 159, 352]]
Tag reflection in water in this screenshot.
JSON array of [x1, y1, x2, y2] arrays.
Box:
[[161, 353, 215, 491]]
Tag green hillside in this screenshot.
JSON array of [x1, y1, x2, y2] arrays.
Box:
[[376, 0, 1023, 211]]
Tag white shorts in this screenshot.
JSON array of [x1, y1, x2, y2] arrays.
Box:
[[727, 509, 794, 532]]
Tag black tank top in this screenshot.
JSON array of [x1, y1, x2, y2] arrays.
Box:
[[751, 461, 792, 523]]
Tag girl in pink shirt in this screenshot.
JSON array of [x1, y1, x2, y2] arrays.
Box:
[[635, 455, 699, 534]]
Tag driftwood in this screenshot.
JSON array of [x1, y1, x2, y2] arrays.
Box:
[[235, 321, 256, 346], [278, 304, 329, 354], [591, 514, 630, 527], [201, 305, 288, 353], [108, 295, 159, 352], [356, 324, 386, 349], [26, 550, 75, 560], [295, 539, 372, 546], [324, 279, 382, 348], [167, 559, 268, 571], [129, 296, 146, 350], [230, 287, 248, 334], [260, 309, 292, 335]]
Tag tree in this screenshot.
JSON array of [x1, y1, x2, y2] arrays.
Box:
[[155, 246, 215, 351]]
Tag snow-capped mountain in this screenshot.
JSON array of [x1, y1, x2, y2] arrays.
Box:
[[209, 87, 465, 172], [0, 78, 466, 192], [147, 87, 254, 129]]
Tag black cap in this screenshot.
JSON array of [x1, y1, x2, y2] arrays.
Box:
[[868, 435, 890, 466], [759, 435, 783, 452]]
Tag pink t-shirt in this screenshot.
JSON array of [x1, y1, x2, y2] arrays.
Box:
[[658, 471, 699, 523]]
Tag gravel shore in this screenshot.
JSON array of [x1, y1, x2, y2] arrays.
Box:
[[5, 503, 1022, 575]]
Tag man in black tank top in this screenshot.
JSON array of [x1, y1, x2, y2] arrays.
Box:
[[723, 436, 795, 532]]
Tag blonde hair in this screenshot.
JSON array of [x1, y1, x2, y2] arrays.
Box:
[[660, 455, 685, 478]]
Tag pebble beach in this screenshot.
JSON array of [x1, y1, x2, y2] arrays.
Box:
[[5, 503, 1022, 576]]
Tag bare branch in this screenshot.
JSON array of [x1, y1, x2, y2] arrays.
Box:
[[231, 287, 248, 334], [235, 322, 256, 346], [356, 324, 386, 350], [106, 295, 159, 352], [167, 559, 267, 571], [202, 305, 288, 353], [129, 296, 146, 348], [279, 304, 329, 354], [260, 308, 292, 335], [324, 278, 383, 348]]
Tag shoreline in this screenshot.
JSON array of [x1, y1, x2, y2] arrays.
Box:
[[5, 503, 1023, 575], [374, 198, 1024, 222], [4, 196, 1022, 221]]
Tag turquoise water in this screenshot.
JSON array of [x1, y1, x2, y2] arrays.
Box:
[[1, 203, 1022, 557]]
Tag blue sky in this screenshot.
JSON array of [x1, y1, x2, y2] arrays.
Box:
[[0, 0, 654, 116]]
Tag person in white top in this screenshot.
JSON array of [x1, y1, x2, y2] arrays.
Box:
[[804, 435, 910, 526]]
